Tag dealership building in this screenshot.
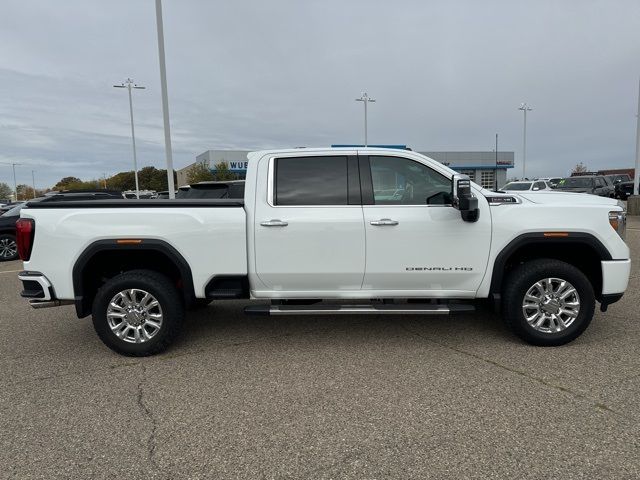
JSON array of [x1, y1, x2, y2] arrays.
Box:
[[177, 148, 515, 189]]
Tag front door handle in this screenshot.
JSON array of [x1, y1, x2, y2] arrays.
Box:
[[260, 219, 289, 227], [370, 218, 399, 226]]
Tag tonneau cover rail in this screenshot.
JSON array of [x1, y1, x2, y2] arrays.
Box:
[[25, 199, 244, 209]]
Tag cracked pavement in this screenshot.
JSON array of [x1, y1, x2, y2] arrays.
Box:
[[0, 217, 639, 479]]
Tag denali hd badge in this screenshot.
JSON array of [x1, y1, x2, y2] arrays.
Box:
[[406, 267, 473, 271]]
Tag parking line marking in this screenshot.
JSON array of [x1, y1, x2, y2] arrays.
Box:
[[0, 270, 21, 274]]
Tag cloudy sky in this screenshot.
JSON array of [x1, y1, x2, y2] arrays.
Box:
[[1, 0, 639, 188]]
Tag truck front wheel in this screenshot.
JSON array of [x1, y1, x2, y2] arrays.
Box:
[[92, 269, 184, 356], [502, 259, 595, 346]]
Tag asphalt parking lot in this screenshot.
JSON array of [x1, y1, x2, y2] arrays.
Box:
[[1, 220, 639, 479]]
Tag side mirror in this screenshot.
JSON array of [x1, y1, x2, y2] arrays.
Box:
[[452, 174, 479, 222]]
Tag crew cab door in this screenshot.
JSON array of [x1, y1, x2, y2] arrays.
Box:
[[359, 154, 491, 295], [253, 153, 365, 292]]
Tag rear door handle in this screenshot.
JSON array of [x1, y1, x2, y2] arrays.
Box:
[[260, 219, 288, 227], [370, 218, 399, 226]]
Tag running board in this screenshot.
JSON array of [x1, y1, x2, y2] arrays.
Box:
[[244, 304, 475, 316]]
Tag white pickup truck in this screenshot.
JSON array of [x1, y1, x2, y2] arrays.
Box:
[[16, 148, 630, 356]]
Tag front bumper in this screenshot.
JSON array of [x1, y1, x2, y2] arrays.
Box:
[[601, 259, 631, 295]]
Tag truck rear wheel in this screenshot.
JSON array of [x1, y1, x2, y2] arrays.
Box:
[[92, 269, 184, 356], [502, 259, 595, 346]]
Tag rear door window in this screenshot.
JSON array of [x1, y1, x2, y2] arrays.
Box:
[[275, 156, 349, 206]]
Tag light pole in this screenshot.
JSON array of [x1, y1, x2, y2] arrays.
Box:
[[495, 133, 499, 190], [518, 102, 532, 179], [356, 92, 376, 147], [31, 170, 36, 198], [1, 162, 21, 201], [634, 78, 640, 197], [155, 0, 176, 199], [114, 78, 145, 199]]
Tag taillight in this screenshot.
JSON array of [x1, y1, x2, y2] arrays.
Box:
[[15, 218, 35, 261]]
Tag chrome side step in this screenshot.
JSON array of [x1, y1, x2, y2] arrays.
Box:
[[244, 303, 474, 316], [29, 300, 74, 309]]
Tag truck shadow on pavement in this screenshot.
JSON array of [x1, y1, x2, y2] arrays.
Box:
[[170, 300, 515, 355]]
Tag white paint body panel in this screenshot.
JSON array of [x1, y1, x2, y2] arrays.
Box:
[[21, 207, 247, 299]]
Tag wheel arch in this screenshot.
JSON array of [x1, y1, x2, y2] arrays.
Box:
[[489, 232, 611, 304], [72, 239, 195, 318]]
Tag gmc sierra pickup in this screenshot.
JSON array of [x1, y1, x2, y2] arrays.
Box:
[[16, 148, 630, 356]]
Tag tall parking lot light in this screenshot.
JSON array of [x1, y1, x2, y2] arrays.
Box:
[[356, 92, 376, 147], [31, 170, 36, 198], [0, 162, 20, 201], [114, 78, 145, 199], [155, 0, 176, 199], [518, 103, 532, 179], [634, 78, 640, 197]]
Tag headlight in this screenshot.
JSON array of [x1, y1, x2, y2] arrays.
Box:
[[609, 210, 626, 239]]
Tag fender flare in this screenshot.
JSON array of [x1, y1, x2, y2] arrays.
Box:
[[488, 232, 612, 297], [72, 239, 195, 318]]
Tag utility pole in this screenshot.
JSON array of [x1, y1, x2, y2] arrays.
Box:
[[155, 0, 176, 199], [518, 103, 532, 179], [356, 92, 376, 147], [114, 78, 145, 199]]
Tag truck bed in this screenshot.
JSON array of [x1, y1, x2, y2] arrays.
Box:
[[20, 201, 248, 300]]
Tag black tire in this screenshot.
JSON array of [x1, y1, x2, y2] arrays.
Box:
[[502, 258, 595, 346], [0, 233, 18, 262], [92, 269, 184, 356]]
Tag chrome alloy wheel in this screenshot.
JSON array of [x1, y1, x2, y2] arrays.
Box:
[[522, 278, 580, 333], [0, 237, 17, 259], [106, 289, 163, 343]]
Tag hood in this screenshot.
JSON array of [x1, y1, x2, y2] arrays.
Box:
[[515, 191, 619, 207]]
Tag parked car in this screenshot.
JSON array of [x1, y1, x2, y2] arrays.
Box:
[[536, 177, 563, 188], [555, 176, 615, 197], [606, 174, 631, 186], [0, 201, 25, 214], [123, 190, 157, 199], [615, 179, 638, 200], [177, 180, 245, 199], [15, 148, 629, 356], [501, 180, 550, 191], [0, 191, 123, 262]]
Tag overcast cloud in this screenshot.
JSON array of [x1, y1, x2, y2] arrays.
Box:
[[1, 0, 639, 188]]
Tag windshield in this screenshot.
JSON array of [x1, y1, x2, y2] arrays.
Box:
[[557, 177, 592, 188], [502, 182, 532, 191]]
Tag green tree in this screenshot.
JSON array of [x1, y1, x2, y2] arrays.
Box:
[[108, 171, 136, 191], [54, 176, 82, 190], [137, 166, 171, 191], [16, 184, 36, 200], [187, 162, 215, 184], [212, 161, 237, 181], [0, 182, 12, 199]]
